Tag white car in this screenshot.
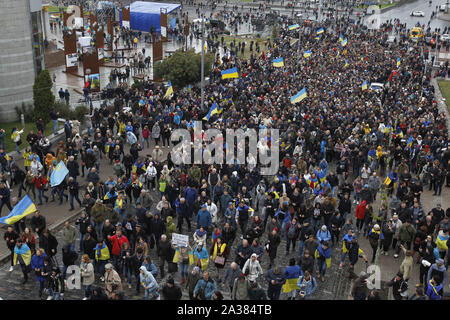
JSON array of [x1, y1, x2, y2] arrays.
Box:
[[439, 4, 446, 11], [410, 11, 425, 17], [441, 34, 450, 41]]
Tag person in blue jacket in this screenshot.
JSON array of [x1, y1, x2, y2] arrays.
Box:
[[31, 248, 47, 298], [193, 271, 217, 300], [196, 204, 212, 230], [316, 225, 331, 244], [139, 265, 159, 300], [426, 275, 444, 300], [297, 270, 317, 299]]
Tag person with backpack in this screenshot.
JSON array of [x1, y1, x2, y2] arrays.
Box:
[[296, 271, 317, 300], [426, 275, 444, 300], [193, 271, 217, 300]]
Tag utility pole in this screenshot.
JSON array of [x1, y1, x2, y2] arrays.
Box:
[[201, 15, 205, 111]]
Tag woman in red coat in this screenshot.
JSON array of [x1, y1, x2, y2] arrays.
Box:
[[355, 200, 367, 232]]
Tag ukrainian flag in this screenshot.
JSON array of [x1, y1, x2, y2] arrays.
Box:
[[282, 277, 300, 293], [339, 33, 344, 42], [361, 81, 368, 91], [341, 39, 348, 46], [273, 57, 284, 67], [290, 88, 307, 104], [316, 27, 324, 35], [315, 35, 321, 40], [397, 57, 401, 67], [303, 50, 312, 58], [0, 195, 36, 225], [406, 136, 413, 148], [164, 81, 173, 98], [221, 67, 239, 79], [288, 24, 299, 30], [203, 102, 223, 121], [50, 161, 69, 187], [345, 59, 349, 67]]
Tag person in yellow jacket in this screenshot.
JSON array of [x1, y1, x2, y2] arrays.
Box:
[[13, 239, 32, 284], [22, 147, 32, 170], [209, 237, 227, 281], [94, 239, 111, 282]]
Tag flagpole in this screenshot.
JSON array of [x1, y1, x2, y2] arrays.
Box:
[[201, 15, 205, 111]]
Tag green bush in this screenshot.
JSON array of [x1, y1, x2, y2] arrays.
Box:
[[131, 79, 143, 91], [73, 105, 89, 123], [54, 101, 72, 119], [33, 69, 55, 125], [154, 48, 214, 88], [15, 102, 35, 122]]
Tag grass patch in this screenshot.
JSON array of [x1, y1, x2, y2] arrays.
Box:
[[0, 121, 62, 153], [438, 80, 450, 109]]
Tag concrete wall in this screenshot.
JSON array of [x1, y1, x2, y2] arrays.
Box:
[[0, 0, 36, 122]]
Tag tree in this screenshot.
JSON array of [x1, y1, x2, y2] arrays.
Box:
[[154, 49, 214, 88], [33, 69, 55, 125]]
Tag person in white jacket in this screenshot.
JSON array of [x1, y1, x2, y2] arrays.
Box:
[[206, 199, 218, 226], [242, 253, 263, 283], [145, 162, 157, 190]]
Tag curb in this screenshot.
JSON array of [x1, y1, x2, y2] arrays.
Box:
[[0, 208, 84, 266]]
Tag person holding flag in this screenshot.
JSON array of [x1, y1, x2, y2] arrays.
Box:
[[13, 239, 32, 284]]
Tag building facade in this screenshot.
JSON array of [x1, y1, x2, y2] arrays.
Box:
[[0, 0, 45, 122]]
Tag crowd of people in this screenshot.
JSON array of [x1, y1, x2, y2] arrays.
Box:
[[0, 0, 449, 301]]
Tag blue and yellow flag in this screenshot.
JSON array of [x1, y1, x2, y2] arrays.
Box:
[[50, 161, 69, 187], [339, 33, 344, 42], [303, 50, 312, 58], [361, 81, 368, 91], [288, 24, 299, 30], [273, 57, 284, 67], [341, 39, 348, 46], [290, 88, 307, 104], [221, 67, 239, 79], [203, 102, 223, 121], [164, 81, 173, 98], [397, 57, 401, 67], [345, 59, 349, 67], [0, 195, 36, 225], [316, 27, 324, 35]]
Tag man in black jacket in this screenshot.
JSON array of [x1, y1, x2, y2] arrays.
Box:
[[0, 182, 12, 216], [161, 277, 182, 300], [66, 156, 79, 181], [234, 239, 252, 269], [157, 234, 172, 278], [67, 177, 81, 211], [31, 210, 46, 236], [265, 266, 286, 300]]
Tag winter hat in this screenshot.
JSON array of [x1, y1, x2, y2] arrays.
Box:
[[193, 267, 200, 273], [167, 277, 175, 285], [321, 225, 327, 231], [139, 266, 147, 272], [436, 258, 444, 265]]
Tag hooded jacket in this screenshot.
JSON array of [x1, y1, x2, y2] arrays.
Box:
[[355, 201, 366, 220], [139, 266, 159, 291]]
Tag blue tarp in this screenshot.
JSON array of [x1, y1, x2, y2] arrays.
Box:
[[120, 1, 181, 33]]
